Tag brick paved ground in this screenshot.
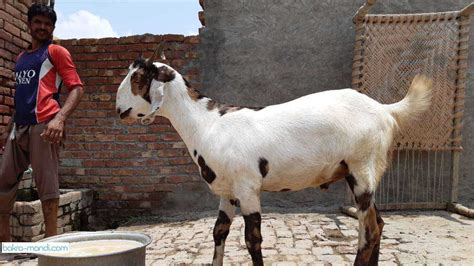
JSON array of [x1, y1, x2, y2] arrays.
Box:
[[2, 210, 473, 265]]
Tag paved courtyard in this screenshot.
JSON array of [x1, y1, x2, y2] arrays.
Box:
[[1, 210, 473, 265]]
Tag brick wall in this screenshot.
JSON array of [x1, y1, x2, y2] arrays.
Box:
[[0, 0, 33, 140], [57, 35, 214, 225]]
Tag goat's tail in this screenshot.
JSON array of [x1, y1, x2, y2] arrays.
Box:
[[384, 74, 433, 129]]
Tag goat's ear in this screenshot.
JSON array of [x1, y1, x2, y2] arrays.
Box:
[[155, 66, 175, 83], [149, 43, 165, 63]]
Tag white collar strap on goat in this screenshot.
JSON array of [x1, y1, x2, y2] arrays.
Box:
[[140, 107, 159, 125]]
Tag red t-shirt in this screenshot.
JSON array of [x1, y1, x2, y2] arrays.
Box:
[[14, 41, 83, 125]]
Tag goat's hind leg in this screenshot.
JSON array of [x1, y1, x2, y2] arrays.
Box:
[[346, 170, 384, 266], [212, 197, 236, 266]]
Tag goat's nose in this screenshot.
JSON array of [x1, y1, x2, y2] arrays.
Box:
[[119, 107, 132, 119]]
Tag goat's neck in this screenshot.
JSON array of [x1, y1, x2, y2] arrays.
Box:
[[160, 78, 218, 151]]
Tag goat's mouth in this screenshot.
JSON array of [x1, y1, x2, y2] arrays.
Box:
[[119, 107, 133, 119]]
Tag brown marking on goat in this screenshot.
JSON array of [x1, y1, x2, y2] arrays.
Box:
[[155, 66, 175, 83], [320, 160, 350, 190], [355, 191, 373, 211], [197, 155, 216, 184], [243, 212, 263, 265], [130, 68, 152, 103], [188, 87, 205, 101], [230, 199, 240, 207], [213, 210, 232, 261], [355, 205, 381, 265], [258, 158, 269, 178], [218, 105, 264, 116], [345, 174, 357, 193], [280, 188, 291, 192], [213, 211, 231, 246], [369, 204, 384, 265]]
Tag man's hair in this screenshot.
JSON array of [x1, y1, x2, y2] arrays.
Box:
[[27, 4, 57, 25]]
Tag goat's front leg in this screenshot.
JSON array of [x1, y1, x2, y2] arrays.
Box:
[[212, 197, 236, 266], [236, 190, 263, 266]]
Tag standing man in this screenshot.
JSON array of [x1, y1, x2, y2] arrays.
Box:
[[0, 3, 84, 242]]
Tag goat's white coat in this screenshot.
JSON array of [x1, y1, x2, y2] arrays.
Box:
[[117, 62, 431, 203], [116, 62, 432, 264]]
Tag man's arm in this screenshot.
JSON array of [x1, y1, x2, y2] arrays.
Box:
[[41, 86, 84, 143]]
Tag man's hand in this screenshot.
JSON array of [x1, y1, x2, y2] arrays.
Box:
[[41, 113, 66, 143]]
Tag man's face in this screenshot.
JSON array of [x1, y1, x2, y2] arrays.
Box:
[[28, 15, 54, 42]]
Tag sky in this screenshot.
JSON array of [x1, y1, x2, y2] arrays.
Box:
[[53, 0, 202, 39]]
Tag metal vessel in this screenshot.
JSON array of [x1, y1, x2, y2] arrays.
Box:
[[37, 231, 152, 266]]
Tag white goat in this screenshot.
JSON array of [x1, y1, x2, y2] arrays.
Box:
[[115, 45, 432, 266]]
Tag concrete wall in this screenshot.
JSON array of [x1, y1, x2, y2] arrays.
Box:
[[199, 0, 474, 209]]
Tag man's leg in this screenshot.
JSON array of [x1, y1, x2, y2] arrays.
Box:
[[42, 198, 59, 237], [30, 123, 60, 238], [0, 126, 30, 243]]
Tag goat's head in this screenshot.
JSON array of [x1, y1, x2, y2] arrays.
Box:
[[116, 44, 175, 125]]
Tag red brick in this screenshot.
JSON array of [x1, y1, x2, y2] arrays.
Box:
[[0, 11, 14, 25], [137, 135, 159, 142], [78, 176, 100, 183], [83, 77, 108, 86], [128, 127, 147, 134], [163, 34, 185, 42], [146, 143, 172, 150], [107, 45, 128, 52], [107, 60, 130, 69], [111, 169, 136, 176], [95, 134, 115, 141], [83, 143, 113, 150], [116, 135, 138, 142], [3, 96, 15, 106], [77, 101, 97, 109], [83, 160, 106, 167], [118, 52, 139, 60], [77, 39, 98, 46], [3, 115, 11, 124], [108, 76, 125, 85], [0, 105, 10, 114], [117, 36, 137, 44], [93, 151, 114, 158], [97, 37, 118, 45], [20, 31, 30, 43], [0, 50, 13, 63], [185, 51, 199, 59], [86, 168, 111, 176], [184, 36, 200, 44], [5, 41, 21, 54], [157, 149, 187, 157], [169, 157, 193, 165], [64, 143, 83, 150], [161, 133, 182, 141], [4, 21, 21, 36], [114, 151, 142, 159], [62, 151, 89, 158], [16, 2, 28, 14], [86, 61, 108, 69], [75, 53, 98, 61], [99, 176, 121, 184], [74, 118, 96, 126]]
